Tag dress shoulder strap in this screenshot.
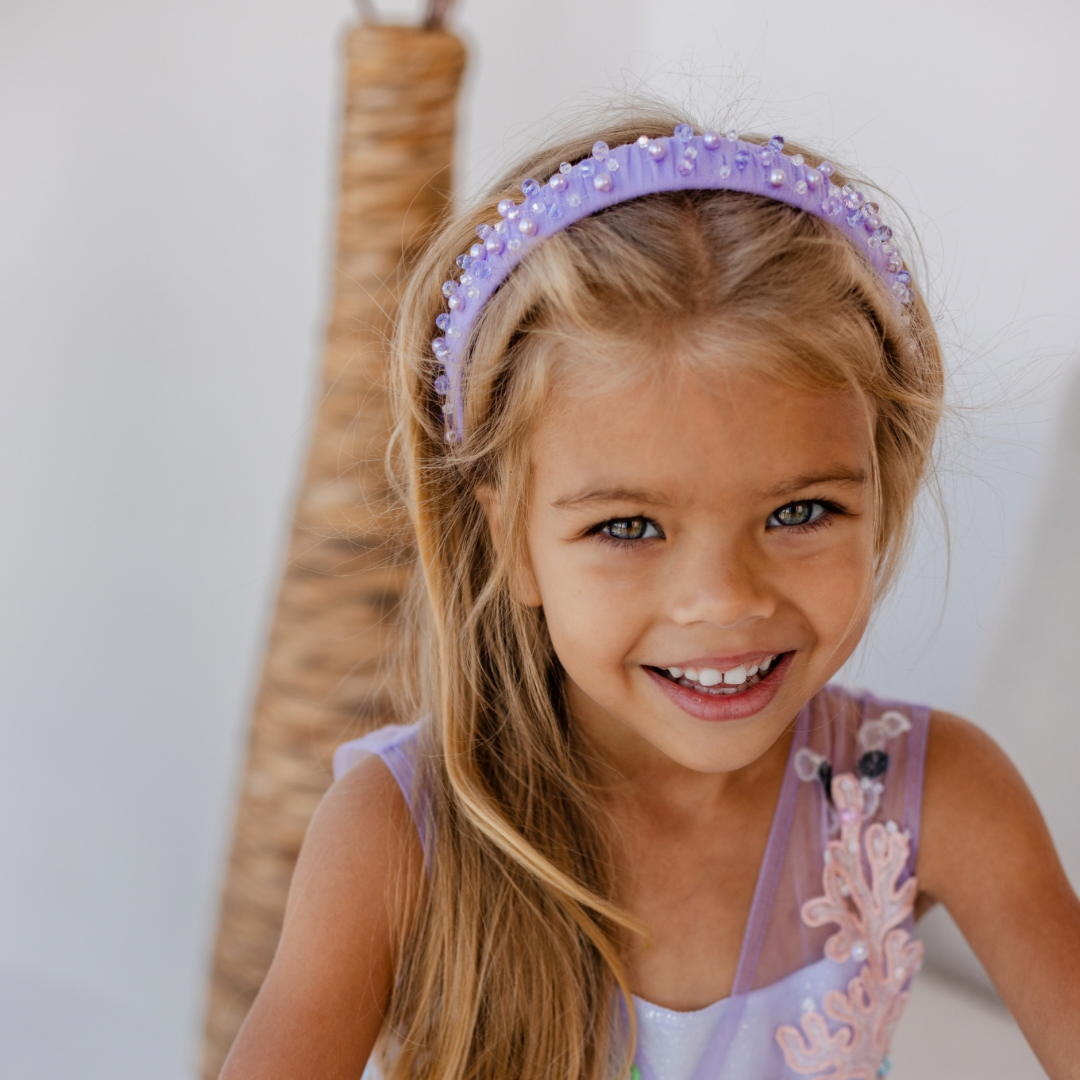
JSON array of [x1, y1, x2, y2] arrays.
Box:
[[333, 722, 429, 857]]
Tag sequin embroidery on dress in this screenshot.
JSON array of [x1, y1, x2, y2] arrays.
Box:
[[776, 711, 924, 1080]]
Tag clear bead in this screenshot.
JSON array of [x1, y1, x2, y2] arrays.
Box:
[[506, 205, 521, 222], [875, 225, 893, 241], [521, 177, 540, 197], [683, 145, 698, 160], [592, 140, 610, 159], [606, 158, 619, 171], [702, 130, 721, 150], [476, 223, 492, 239], [507, 237, 521, 251], [636, 135, 649, 148], [725, 129, 739, 142], [559, 161, 572, 174], [791, 153, 805, 167], [795, 179, 808, 195], [842, 185, 865, 210], [821, 195, 842, 216], [435, 313, 450, 331], [441, 280, 456, 298], [758, 147, 774, 166], [718, 164, 731, 179], [529, 199, 545, 215], [577, 160, 595, 177], [431, 337, 448, 356], [868, 235, 882, 249], [567, 192, 582, 207], [434, 374, 449, 395], [466, 286, 479, 299], [676, 157, 694, 175], [455, 253, 470, 269], [494, 219, 508, 233], [472, 261, 491, 279], [674, 123, 694, 142]]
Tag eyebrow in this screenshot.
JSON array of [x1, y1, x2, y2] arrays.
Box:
[[764, 467, 869, 499], [551, 486, 672, 511]]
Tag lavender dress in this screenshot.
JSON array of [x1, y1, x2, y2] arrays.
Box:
[[333, 685, 929, 1080]]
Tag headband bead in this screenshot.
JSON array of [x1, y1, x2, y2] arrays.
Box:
[[433, 125, 914, 443]]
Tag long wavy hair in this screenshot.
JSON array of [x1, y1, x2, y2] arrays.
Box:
[[376, 108, 943, 1080]]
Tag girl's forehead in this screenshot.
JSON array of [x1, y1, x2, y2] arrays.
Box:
[[530, 367, 872, 497]]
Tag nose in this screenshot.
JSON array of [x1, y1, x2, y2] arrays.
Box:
[[667, 538, 777, 629]]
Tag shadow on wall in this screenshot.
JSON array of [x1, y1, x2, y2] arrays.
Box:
[[921, 361, 1080, 996]]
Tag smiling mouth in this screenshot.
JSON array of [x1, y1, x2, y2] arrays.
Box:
[[646, 653, 792, 696]]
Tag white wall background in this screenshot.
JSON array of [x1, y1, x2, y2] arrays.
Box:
[[1, 0, 1076, 1076]]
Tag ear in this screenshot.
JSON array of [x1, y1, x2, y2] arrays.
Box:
[[474, 484, 542, 607]]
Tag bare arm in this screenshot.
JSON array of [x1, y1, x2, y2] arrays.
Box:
[[917, 710, 1080, 1079], [219, 754, 421, 1079]]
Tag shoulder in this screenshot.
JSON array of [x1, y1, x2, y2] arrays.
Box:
[[220, 750, 423, 1078]]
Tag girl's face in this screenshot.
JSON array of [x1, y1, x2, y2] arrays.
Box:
[[517, 360, 877, 777]]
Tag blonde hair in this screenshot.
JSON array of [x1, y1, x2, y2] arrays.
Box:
[[377, 109, 943, 1080]]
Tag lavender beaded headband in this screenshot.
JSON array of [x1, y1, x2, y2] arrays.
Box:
[[432, 125, 913, 443]]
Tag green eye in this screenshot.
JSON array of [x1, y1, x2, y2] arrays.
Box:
[[768, 501, 825, 528], [602, 517, 661, 541]]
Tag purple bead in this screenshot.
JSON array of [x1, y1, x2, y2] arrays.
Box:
[[805, 168, 823, 189], [485, 234, 504, 256], [476, 223, 492, 240], [842, 185, 865, 210], [847, 209, 866, 229], [821, 195, 842, 216], [818, 161, 835, 177], [593, 172, 614, 191], [647, 139, 668, 161], [434, 374, 449, 395], [863, 201, 880, 217], [734, 149, 750, 171], [702, 130, 721, 150], [768, 135, 785, 152], [769, 168, 785, 187], [497, 198, 514, 218], [875, 225, 893, 241], [896, 269, 911, 285], [435, 313, 450, 331], [549, 173, 568, 193], [469, 243, 487, 261], [674, 123, 694, 142], [592, 140, 610, 159], [521, 177, 540, 197], [441, 280, 456, 298], [517, 216, 537, 236]]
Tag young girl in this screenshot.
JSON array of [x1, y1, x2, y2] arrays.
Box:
[[221, 111, 1080, 1080]]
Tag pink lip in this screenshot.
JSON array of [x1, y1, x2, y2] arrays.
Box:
[[643, 651, 793, 722], [658, 651, 783, 670]]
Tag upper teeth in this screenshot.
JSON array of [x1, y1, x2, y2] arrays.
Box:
[[668, 655, 777, 685]]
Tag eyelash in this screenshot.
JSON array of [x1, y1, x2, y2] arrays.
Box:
[[588, 500, 847, 549]]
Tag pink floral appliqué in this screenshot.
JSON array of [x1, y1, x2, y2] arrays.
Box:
[[775, 773, 924, 1079]]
